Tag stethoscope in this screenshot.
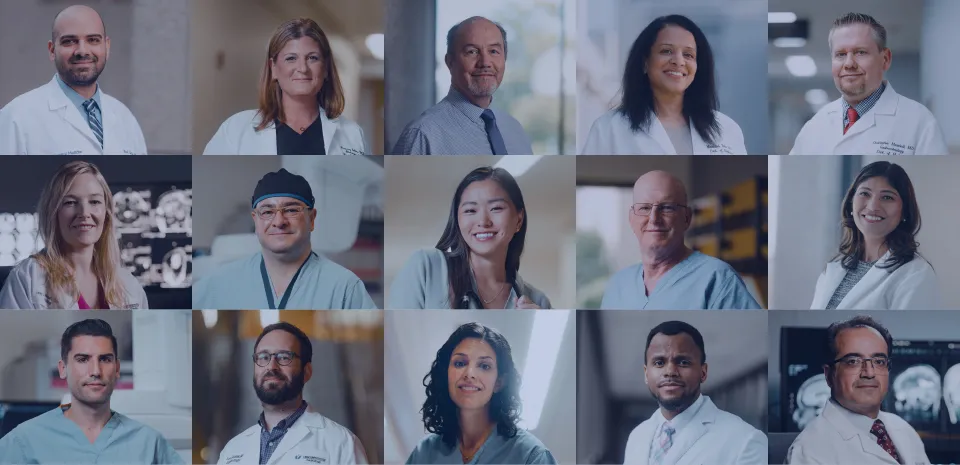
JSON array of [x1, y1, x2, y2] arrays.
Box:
[[457, 281, 522, 309]]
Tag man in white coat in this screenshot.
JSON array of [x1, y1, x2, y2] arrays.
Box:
[[789, 13, 947, 155], [0, 5, 146, 155], [786, 315, 930, 465], [623, 321, 766, 465], [217, 322, 368, 465]]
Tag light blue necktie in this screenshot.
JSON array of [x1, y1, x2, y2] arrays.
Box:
[[82, 99, 103, 148], [480, 109, 508, 155], [651, 421, 675, 465]]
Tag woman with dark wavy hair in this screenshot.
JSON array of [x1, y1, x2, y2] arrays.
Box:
[[388, 166, 551, 309], [810, 161, 940, 309], [581, 14, 747, 155], [406, 323, 555, 464]]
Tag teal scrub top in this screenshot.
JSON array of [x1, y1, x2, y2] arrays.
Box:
[[406, 429, 556, 464], [600, 251, 761, 310], [0, 407, 182, 464]]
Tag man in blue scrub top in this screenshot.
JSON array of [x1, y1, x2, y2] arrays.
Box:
[[193, 168, 376, 310], [601, 170, 761, 310], [0, 319, 182, 464]]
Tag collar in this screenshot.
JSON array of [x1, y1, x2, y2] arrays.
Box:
[[258, 400, 309, 433], [654, 393, 706, 434], [55, 73, 101, 110], [828, 398, 877, 434], [842, 81, 886, 118], [444, 86, 490, 125]]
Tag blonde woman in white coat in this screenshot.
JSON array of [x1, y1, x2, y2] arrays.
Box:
[[0, 161, 147, 309], [811, 161, 939, 310]]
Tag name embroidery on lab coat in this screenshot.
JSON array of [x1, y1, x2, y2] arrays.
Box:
[[341, 147, 363, 156], [872, 141, 915, 155], [224, 454, 244, 464], [295, 455, 327, 463], [706, 144, 735, 155]]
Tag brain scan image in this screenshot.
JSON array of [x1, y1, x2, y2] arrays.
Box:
[[114, 189, 153, 232], [944, 364, 960, 424], [161, 246, 190, 288], [793, 373, 831, 430], [0, 213, 14, 233], [893, 364, 941, 423], [156, 189, 192, 234]]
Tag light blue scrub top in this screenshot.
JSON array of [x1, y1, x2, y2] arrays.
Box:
[[600, 251, 761, 310], [193, 251, 377, 310], [0, 407, 182, 464], [406, 429, 556, 464]]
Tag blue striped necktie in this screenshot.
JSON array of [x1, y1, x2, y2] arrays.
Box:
[[82, 99, 104, 148], [480, 109, 508, 155]]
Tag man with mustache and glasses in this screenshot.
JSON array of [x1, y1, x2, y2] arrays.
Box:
[[624, 321, 765, 465], [786, 315, 931, 465], [600, 170, 761, 310], [217, 322, 368, 465], [0, 319, 182, 464], [392, 16, 533, 155], [0, 5, 147, 155]]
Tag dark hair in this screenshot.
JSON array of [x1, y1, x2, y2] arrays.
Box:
[[421, 323, 521, 447], [644, 320, 706, 364], [61, 319, 117, 362], [436, 167, 527, 308], [255, 322, 313, 365], [836, 161, 921, 271], [618, 15, 720, 145], [830, 12, 887, 52], [825, 315, 893, 364], [446, 16, 508, 58]]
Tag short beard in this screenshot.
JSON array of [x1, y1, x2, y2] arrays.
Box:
[[56, 55, 104, 88], [467, 79, 498, 98], [254, 370, 305, 405], [649, 384, 700, 415]]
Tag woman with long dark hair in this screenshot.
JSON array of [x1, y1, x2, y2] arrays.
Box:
[[810, 161, 940, 309], [581, 14, 746, 155], [388, 166, 550, 309], [406, 323, 555, 464]]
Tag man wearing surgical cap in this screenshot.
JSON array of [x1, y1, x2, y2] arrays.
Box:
[[193, 169, 376, 309]]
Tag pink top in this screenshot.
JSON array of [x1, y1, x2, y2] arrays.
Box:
[[78, 287, 108, 310]]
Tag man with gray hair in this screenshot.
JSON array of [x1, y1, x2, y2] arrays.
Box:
[[789, 12, 947, 155], [392, 16, 533, 155]]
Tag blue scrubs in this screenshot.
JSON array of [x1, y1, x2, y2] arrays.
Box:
[[406, 429, 556, 464], [600, 251, 761, 310], [0, 407, 182, 464]]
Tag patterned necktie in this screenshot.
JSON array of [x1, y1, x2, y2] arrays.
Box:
[[844, 106, 859, 134], [651, 421, 676, 465], [82, 98, 104, 148], [480, 109, 508, 155], [871, 419, 903, 464]]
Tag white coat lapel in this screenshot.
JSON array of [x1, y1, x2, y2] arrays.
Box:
[[258, 122, 279, 155], [647, 113, 676, 155], [812, 263, 845, 308], [45, 78, 99, 150], [689, 118, 708, 155], [631, 413, 659, 465], [268, 418, 310, 465], [824, 401, 899, 465], [239, 427, 260, 463], [662, 399, 712, 465], [836, 251, 892, 309], [319, 109, 335, 155], [854, 431, 900, 465]]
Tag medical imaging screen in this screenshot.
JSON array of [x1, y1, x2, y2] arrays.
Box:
[[781, 327, 831, 432]]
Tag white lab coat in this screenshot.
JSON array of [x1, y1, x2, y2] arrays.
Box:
[[810, 252, 940, 310], [0, 256, 148, 309], [203, 109, 366, 155], [217, 411, 368, 465], [0, 76, 147, 155], [580, 109, 747, 155], [623, 396, 767, 465], [789, 82, 948, 155], [786, 399, 930, 465]]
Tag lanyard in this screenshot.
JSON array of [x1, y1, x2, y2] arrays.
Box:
[[260, 252, 314, 310]]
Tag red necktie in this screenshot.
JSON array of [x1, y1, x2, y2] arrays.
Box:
[[871, 419, 903, 464], [844, 107, 859, 134]]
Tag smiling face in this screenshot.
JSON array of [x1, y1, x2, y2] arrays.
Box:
[[630, 171, 690, 256], [457, 179, 523, 258], [446, 18, 505, 106], [252, 197, 316, 256], [826, 327, 890, 418], [57, 172, 107, 252], [830, 23, 891, 103], [58, 335, 118, 407], [852, 176, 903, 244], [271, 37, 326, 99], [447, 338, 501, 412], [49, 6, 110, 88], [253, 329, 311, 405], [645, 25, 697, 98], [644, 332, 707, 413]]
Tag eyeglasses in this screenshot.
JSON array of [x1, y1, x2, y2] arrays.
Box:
[[631, 203, 688, 216], [832, 355, 891, 372], [254, 205, 307, 221], [253, 351, 300, 367]]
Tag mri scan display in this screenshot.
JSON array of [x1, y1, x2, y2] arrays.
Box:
[[792, 373, 830, 430], [945, 363, 960, 425], [891, 364, 941, 423]]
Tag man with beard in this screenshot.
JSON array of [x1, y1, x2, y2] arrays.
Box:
[[217, 322, 368, 464], [0, 319, 181, 464], [786, 315, 930, 464], [391, 16, 533, 155], [623, 321, 765, 465], [0, 4, 147, 155]]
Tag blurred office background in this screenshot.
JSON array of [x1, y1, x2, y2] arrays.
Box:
[[383, 155, 576, 309], [0, 156, 192, 309], [769, 0, 960, 154], [769, 156, 960, 309], [578, 310, 767, 464], [0, 310, 192, 462], [386, 0, 575, 154], [385, 310, 575, 463], [0, 0, 192, 154], [577, 0, 769, 154], [192, 0, 384, 154], [769, 311, 960, 464], [192, 310, 384, 464], [576, 156, 768, 309], [191, 156, 384, 307]]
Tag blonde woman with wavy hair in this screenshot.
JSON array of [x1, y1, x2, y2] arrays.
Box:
[[0, 161, 148, 309], [202, 17, 366, 155]]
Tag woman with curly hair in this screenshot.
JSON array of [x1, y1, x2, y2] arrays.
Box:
[[406, 323, 555, 464]]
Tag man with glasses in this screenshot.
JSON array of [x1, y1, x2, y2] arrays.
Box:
[[600, 170, 760, 309], [786, 315, 930, 465], [194, 168, 376, 309], [217, 322, 368, 464]]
